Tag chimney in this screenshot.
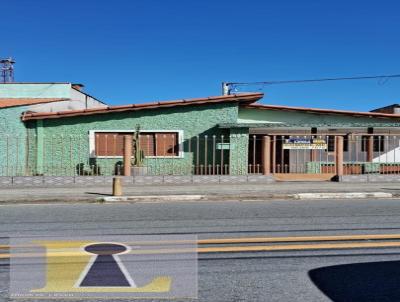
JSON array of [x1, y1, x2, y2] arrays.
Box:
[[72, 83, 85, 91]]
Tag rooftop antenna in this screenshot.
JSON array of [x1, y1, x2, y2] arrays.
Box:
[[0, 57, 15, 83]]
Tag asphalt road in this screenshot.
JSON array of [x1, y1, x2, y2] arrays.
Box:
[[3, 199, 400, 301]]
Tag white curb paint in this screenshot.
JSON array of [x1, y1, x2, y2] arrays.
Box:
[[102, 195, 205, 202], [294, 192, 393, 200]]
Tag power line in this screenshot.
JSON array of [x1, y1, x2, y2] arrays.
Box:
[[227, 74, 400, 87]]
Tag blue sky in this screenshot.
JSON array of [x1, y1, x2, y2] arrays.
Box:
[[2, 0, 400, 111]]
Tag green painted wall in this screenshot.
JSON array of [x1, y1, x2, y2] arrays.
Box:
[[238, 108, 400, 125], [0, 83, 71, 98], [0, 106, 29, 176], [32, 103, 239, 175]]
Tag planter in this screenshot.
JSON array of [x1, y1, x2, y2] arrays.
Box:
[[131, 166, 149, 176]]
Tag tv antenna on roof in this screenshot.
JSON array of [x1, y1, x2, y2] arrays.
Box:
[[0, 57, 15, 83]]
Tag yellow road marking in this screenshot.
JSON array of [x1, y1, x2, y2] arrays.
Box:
[[197, 241, 400, 253], [197, 233, 400, 244], [3, 240, 400, 258], [2, 233, 400, 250]]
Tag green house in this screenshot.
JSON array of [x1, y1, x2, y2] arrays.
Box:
[[22, 93, 263, 176], [20, 91, 400, 178]]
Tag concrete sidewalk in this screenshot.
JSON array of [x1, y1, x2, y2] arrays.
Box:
[[0, 182, 400, 204]]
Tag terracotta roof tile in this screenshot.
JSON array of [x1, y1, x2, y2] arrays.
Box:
[[244, 104, 400, 119], [0, 98, 67, 108], [22, 93, 264, 121]]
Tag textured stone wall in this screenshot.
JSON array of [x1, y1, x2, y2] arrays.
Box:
[[229, 128, 249, 175], [32, 103, 239, 175], [0, 106, 29, 176]]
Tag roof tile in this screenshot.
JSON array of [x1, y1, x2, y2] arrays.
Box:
[[22, 93, 264, 121], [244, 104, 400, 119]]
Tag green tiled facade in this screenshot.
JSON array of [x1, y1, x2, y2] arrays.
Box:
[[27, 103, 250, 175], [0, 106, 30, 176]]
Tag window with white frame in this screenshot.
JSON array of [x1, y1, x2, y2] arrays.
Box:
[[89, 130, 183, 158]]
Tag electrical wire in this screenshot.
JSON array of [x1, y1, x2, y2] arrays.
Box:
[[227, 74, 400, 87]]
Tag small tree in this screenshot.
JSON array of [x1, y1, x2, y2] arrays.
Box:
[[132, 125, 145, 166]]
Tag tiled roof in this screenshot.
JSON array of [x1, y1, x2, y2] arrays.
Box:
[[0, 98, 68, 109], [21, 93, 264, 121], [219, 122, 400, 128], [244, 104, 400, 119]]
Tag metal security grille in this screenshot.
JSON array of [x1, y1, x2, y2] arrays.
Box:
[[248, 135, 400, 175], [0, 134, 231, 176], [1, 134, 400, 177]]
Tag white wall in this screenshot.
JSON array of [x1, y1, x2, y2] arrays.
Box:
[[27, 85, 107, 113]]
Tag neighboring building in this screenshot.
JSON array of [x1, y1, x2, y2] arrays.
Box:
[[371, 104, 400, 114], [19, 92, 400, 178], [0, 83, 106, 175]]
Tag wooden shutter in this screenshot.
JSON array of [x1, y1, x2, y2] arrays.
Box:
[[139, 133, 156, 156], [95, 132, 129, 156], [155, 132, 179, 156]]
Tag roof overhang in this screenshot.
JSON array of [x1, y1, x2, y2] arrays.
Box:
[[22, 93, 264, 121], [218, 122, 400, 129], [242, 104, 400, 119]]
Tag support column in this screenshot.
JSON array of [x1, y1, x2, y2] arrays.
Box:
[[367, 135, 374, 162], [36, 120, 44, 175], [335, 136, 344, 177], [229, 128, 249, 175], [272, 135, 276, 173], [123, 135, 132, 176], [262, 136, 271, 175], [310, 150, 317, 162]]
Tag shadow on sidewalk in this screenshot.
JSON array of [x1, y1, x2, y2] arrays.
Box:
[[309, 260, 400, 302]]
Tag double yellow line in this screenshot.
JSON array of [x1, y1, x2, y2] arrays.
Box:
[[197, 233, 400, 253], [2, 233, 400, 258]]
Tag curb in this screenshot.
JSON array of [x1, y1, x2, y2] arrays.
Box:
[[102, 195, 206, 203], [101, 192, 395, 203], [0, 192, 397, 205], [293, 192, 394, 200]]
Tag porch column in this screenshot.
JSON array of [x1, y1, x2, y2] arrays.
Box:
[[367, 135, 374, 162], [262, 136, 271, 175], [229, 128, 249, 175], [272, 135, 276, 173], [36, 120, 44, 175], [310, 150, 317, 162], [335, 136, 344, 177], [123, 135, 132, 176]]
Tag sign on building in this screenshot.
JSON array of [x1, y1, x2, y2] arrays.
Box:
[[283, 138, 327, 150]]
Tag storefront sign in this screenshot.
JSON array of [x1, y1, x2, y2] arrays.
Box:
[[283, 138, 327, 150]]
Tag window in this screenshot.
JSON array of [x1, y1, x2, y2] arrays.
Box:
[[327, 136, 335, 152], [140, 132, 179, 157], [361, 136, 385, 152], [90, 130, 181, 158], [327, 135, 349, 152]]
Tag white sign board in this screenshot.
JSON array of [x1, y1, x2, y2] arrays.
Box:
[[283, 138, 327, 150]]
